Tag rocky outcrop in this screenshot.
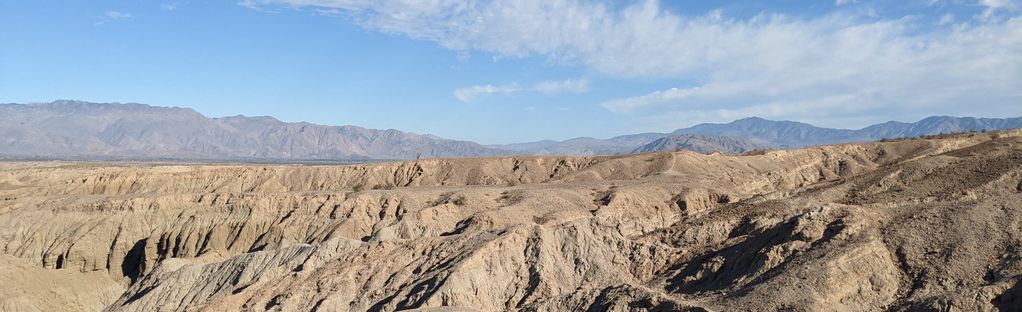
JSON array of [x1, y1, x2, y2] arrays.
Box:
[[0, 130, 1020, 311]]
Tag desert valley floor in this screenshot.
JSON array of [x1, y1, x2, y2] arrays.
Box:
[[1, 130, 1021, 311]]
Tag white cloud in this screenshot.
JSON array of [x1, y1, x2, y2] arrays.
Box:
[[453, 79, 587, 102], [95, 11, 134, 25], [602, 15, 1022, 120], [106, 11, 133, 19], [534, 79, 589, 94], [603, 87, 701, 113], [981, 0, 1016, 10], [938, 13, 955, 24], [161, 4, 177, 11], [835, 0, 857, 6], [980, 0, 1018, 18], [244, 0, 1022, 126], [454, 83, 521, 102]]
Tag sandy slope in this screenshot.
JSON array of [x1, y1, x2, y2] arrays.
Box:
[[1, 130, 1020, 311]]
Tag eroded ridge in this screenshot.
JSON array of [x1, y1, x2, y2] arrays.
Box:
[[1, 130, 1020, 311]]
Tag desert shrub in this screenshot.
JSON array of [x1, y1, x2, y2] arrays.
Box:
[[452, 195, 467, 206], [741, 149, 771, 156], [372, 182, 396, 190], [433, 192, 468, 206]]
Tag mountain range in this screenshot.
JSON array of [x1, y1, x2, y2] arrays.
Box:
[[2, 100, 1020, 161], [672, 116, 1022, 148], [0, 100, 499, 161], [631, 134, 769, 154], [495, 116, 1022, 155]]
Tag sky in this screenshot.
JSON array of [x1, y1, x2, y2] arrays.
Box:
[[1, 0, 1020, 144]]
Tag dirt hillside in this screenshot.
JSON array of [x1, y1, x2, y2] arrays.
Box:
[[1, 130, 1021, 311]]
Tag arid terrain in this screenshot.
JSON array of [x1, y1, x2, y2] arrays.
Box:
[[1, 130, 1021, 311]]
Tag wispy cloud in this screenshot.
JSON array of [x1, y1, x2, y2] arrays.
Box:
[[601, 14, 1022, 120], [243, 0, 1022, 126], [980, 0, 1019, 18], [533, 79, 589, 94], [454, 84, 521, 102], [161, 1, 190, 12], [602, 87, 703, 113], [938, 13, 955, 24], [95, 11, 134, 25], [454, 79, 588, 102]]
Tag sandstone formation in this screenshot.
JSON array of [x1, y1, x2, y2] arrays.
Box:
[[1, 130, 1021, 311]]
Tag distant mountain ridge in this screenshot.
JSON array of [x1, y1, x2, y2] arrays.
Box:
[[632, 134, 769, 154], [2, 100, 1019, 160], [495, 116, 1022, 155], [672, 116, 1022, 148], [0, 100, 506, 160], [489, 133, 667, 155]]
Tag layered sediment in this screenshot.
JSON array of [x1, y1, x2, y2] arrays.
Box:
[[1, 130, 1020, 311]]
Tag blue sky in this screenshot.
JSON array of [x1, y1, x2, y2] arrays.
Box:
[[1, 0, 1019, 144]]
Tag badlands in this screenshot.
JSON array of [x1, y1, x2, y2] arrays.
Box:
[[1, 130, 1021, 311]]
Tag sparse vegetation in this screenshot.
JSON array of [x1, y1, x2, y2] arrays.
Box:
[[740, 149, 772, 156], [451, 194, 467, 206], [372, 182, 396, 190], [433, 192, 468, 206]]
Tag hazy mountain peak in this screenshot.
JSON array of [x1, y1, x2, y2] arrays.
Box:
[[733, 116, 769, 123], [0, 101, 506, 161], [633, 134, 767, 154], [218, 115, 281, 122]]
